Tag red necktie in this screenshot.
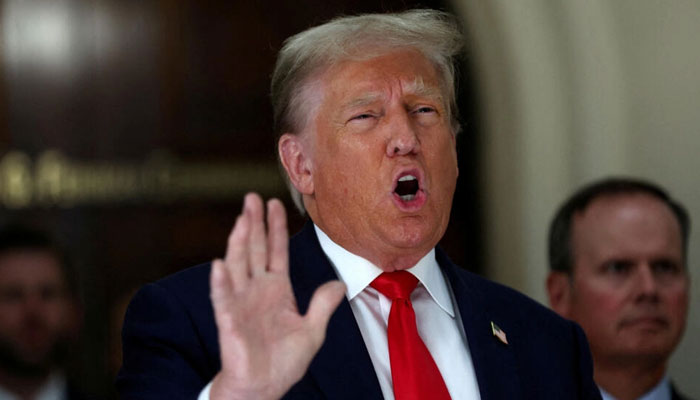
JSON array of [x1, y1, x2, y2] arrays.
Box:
[[370, 271, 451, 400]]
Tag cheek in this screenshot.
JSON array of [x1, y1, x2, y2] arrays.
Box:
[[44, 308, 71, 332], [571, 284, 626, 321], [316, 161, 369, 208], [431, 137, 458, 173], [665, 286, 690, 319], [434, 151, 458, 198], [0, 306, 22, 325], [325, 142, 383, 188]]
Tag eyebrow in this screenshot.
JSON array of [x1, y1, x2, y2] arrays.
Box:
[[404, 78, 444, 103], [339, 79, 445, 112], [340, 93, 383, 111]]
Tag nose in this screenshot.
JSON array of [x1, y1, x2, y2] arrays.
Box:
[[634, 264, 660, 302], [23, 292, 44, 312], [386, 112, 420, 157]]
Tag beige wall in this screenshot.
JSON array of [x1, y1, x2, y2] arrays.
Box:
[[453, 0, 700, 396]]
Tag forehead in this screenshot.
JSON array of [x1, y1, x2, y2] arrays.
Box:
[[0, 250, 65, 287], [571, 193, 683, 257], [319, 49, 443, 103]]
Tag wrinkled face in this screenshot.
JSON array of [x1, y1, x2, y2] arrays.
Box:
[[0, 250, 74, 375], [564, 194, 689, 367], [284, 49, 458, 270]]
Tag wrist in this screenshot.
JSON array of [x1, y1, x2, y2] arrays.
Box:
[[209, 372, 277, 400]]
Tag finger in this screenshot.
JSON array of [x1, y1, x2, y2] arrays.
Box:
[[267, 198, 289, 274], [304, 281, 346, 347], [210, 259, 234, 332], [245, 193, 268, 277], [225, 213, 250, 290]]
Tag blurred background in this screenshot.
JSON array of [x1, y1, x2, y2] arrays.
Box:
[[0, 0, 697, 398]]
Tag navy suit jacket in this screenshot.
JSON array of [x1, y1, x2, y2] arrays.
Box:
[[672, 384, 693, 400], [117, 222, 601, 399]]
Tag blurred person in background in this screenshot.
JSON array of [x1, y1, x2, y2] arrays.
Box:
[[0, 224, 87, 400], [547, 178, 693, 400]]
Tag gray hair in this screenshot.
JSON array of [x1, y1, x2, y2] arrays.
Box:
[[271, 9, 465, 214]]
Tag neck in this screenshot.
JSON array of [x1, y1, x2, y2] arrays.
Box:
[[308, 207, 435, 271], [312, 221, 426, 271], [595, 359, 666, 400], [0, 367, 52, 400]]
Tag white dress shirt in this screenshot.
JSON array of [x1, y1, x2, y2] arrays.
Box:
[[0, 372, 68, 400], [315, 225, 480, 400], [200, 225, 481, 399], [599, 377, 672, 400]]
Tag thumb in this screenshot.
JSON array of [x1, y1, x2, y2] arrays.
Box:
[[305, 280, 346, 345]]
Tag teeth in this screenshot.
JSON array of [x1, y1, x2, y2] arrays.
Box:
[[395, 174, 419, 202]]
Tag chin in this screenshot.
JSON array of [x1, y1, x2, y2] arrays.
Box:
[[619, 337, 677, 360], [384, 219, 441, 250]]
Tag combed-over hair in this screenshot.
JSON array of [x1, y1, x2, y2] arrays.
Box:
[[270, 9, 465, 214], [548, 177, 691, 275]]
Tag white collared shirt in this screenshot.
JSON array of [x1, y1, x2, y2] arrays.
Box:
[[315, 225, 480, 400], [0, 372, 68, 400], [600, 377, 672, 400]]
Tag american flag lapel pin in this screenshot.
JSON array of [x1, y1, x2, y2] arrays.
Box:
[[491, 321, 508, 345]]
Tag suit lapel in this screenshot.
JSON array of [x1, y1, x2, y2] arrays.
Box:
[[289, 222, 383, 399], [289, 224, 523, 399], [437, 248, 522, 400]]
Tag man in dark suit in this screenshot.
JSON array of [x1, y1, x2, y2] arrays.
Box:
[[0, 224, 87, 400], [547, 178, 693, 400], [118, 9, 601, 399]]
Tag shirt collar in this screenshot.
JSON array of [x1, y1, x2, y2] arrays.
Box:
[[599, 376, 671, 400], [314, 224, 455, 317], [0, 372, 67, 400], [35, 373, 67, 400]]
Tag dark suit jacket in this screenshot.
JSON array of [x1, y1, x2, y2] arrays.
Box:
[[672, 384, 694, 400], [117, 222, 601, 399]]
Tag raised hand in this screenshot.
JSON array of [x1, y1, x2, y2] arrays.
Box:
[[208, 193, 346, 400]]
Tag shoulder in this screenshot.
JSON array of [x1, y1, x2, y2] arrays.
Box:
[[118, 262, 219, 398], [65, 382, 100, 400], [154, 262, 212, 301], [440, 252, 600, 398], [441, 252, 572, 332], [455, 263, 585, 342], [471, 270, 564, 318], [126, 263, 213, 325]]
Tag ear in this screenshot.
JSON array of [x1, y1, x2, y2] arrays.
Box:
[[278, 133, 314, 195], [546, 271, 573, 318]]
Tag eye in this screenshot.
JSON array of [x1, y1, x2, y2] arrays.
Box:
[[351, 113, 374, 121], [346, 112, 380, 127], [602, 260, 633, 275], [651, 260, 682, 275], [40, 286, 64, 302], [0, 288, 24, 303], [413, 106, 437, 114], [410, 105, 441, 127]]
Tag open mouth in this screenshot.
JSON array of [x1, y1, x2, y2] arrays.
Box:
[[394, 174, 420, 201]]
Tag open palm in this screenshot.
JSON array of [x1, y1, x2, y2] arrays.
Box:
[[209, 193, 345, 400]]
